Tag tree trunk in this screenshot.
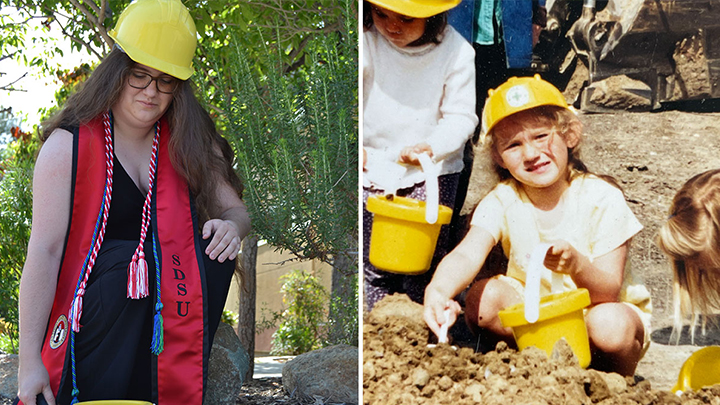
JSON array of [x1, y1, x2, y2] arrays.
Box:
[[328, 235, 358, 346], [238, 234, 258, 381]]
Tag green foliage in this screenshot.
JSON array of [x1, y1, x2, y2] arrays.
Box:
[[2, 0, 121, 60], [325, 272, 358, 347], [0, 329, 17, 354], [270, 269, 328, 356], [211, 0, 358, 264], [0, 128, 38, 353], [2, 0, 356, 91], [221, 309, 239, 326]]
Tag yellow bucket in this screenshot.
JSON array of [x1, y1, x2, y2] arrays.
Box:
[[672, 346, 720, 392], [366, 195, 452, 274], [498, 288, 592, 368]]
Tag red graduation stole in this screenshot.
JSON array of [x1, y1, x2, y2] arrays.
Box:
[[37, 115, 208, 404]]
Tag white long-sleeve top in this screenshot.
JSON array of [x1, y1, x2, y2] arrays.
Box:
[[363, 25, 478, 192]]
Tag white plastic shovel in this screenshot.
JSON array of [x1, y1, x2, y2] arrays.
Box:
[[416, 153, 440, 224], [524, 243, 564, 323], [428, 308, 453, 348], [437, 308, 451, 344]]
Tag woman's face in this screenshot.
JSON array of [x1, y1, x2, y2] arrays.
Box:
[[113, 63, 175, 129], [371, 5, 426, 48]]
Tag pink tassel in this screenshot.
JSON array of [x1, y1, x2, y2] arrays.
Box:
[[127, 253, 149, 299], [128, 256, 138, 298], [137, 256, 149, 298], [70, 293, 84, 332]]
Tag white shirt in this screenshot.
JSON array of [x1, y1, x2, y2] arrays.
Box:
[[363, 25, 478, 192], [471, 176, 652, 316]]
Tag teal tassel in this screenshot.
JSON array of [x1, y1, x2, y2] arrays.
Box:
[[71, 388, 80, 404], [151, 301, 164, 355]]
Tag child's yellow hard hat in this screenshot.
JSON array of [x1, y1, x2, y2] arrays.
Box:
[[367, 0, 461, 18], [481, 74, 570, 142], [109, 0, 197, 80]]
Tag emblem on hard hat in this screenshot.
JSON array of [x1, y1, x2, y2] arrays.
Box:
[[49, 315, 68, 349], [506, 85, 530, 108]]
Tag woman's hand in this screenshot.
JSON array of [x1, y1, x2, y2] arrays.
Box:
[[202, 219, 241, 262], [399, 143, 434, 165], [18, 359, 56, 405], [543, 241, 589, 277]]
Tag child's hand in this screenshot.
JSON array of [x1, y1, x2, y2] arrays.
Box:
[[423, 293, 461, 340], [399, 143, 434, 165], [363, 148, 367, 171], [543, 241, 590, 277]]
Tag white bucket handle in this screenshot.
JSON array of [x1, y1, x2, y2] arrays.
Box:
[[524, 243, 564, 323], [416, 153, 440, 224]]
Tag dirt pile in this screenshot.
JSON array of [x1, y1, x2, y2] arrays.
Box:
[[363, 294, 720, 405]]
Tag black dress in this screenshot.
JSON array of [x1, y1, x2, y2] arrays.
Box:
[[55, 157, 236, 403]]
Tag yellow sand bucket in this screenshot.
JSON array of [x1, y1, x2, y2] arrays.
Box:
[[366, 195, 452, 274], [672, 346, 720, 392], [498, 288, 592, 368]]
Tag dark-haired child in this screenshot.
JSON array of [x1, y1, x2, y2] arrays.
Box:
[[363, 0, 478, 310]]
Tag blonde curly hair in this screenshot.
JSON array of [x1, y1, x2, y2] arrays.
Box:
[[474, 105, 620, 202]]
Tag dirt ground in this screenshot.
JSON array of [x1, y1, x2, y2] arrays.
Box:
[[237, 377, 306, 404], [362, 105, 720, 403], [363, 295, 720, 404], [570, 106, 720, 390]]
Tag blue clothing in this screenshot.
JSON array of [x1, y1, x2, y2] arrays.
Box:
[[449, 0, 544, 68]]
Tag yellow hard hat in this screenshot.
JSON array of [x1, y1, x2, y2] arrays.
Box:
[[109, 0, 197, 80], [481, 74, 569, 139], [367, 0, 461, 18]]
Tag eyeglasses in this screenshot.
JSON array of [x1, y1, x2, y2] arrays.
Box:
[[128, 70, 179, 94]]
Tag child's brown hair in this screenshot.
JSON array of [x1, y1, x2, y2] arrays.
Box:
[[657, 169, 720, 339]]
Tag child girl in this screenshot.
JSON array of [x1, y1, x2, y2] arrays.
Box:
[[657, 169, 720, 341], [423, 75, 652, 376], [363, 0, 478, 310]]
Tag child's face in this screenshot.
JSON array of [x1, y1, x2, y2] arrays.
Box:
[[492, 111, 578, 192], [371, 5, 426, 48]]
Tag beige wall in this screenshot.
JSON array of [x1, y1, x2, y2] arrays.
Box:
[[224, 241, 332, 354]]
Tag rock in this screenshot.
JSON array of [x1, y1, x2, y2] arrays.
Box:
[[551, 338, 580, 367], [600, 372, 628, 395], [585, 370, 611, 402], [206, 322, 251, 405], [585, 75, 652, 111], [0, 354, 18, 400], [411, 367, 430, 387], [282, 344, 358, 404]]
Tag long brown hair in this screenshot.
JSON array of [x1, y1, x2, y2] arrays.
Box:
[[657, 169, 720, 341], [42, 48, 244, 221]]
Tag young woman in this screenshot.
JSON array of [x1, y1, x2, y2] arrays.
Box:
[[17, 1, 250, 403]]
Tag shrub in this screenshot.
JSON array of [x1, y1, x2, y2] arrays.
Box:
[[270, 269, 328, 356]]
